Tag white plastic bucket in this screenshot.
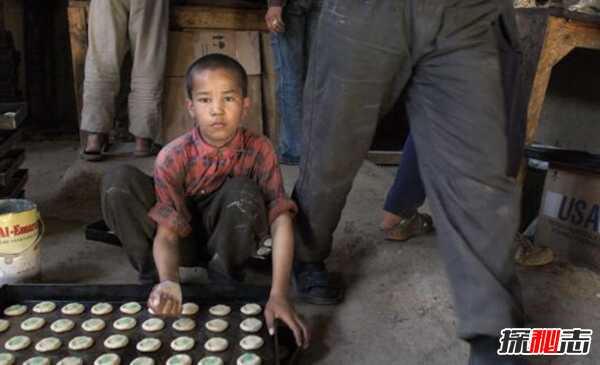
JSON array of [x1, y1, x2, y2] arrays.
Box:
[[0, 199, 44, 284]]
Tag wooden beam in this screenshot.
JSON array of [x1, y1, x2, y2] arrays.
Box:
[[68, 1, 88, 8], [171, 6, 267, 31], [68, 1, 268, 31], [366, 150, 402, 166]]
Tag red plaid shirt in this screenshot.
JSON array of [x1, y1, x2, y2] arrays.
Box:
[[148, 127, 297, 237]]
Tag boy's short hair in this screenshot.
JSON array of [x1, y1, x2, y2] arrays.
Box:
[[185, 54, 248, 99]]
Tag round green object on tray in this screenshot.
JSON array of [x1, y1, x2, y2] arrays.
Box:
[[166, 354, 191, 365], [237, 353, 261, 365], [197, 356, 224, 365], [0, 320, 10, 333], [4, 335, 31, 351], [23, 356, 50, 365], [120, 302, 142, 314], [94, 353, 120, 365], [0, 353, 15, 365], [129, 357, 155, 365], [113, 316, 136, 331], [57, 357, 83, 365]]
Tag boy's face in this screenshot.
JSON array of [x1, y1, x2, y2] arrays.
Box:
[[186, 68, 251, 147]]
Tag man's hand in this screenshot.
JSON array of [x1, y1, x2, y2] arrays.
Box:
[[265, 6, 285, 33], [264, 294, 310, 349], [147, 280, 182, 317]]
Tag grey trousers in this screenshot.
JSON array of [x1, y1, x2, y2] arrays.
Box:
[[80, 0, 168, 141], [293, 0, 523, 339], [101, 166, 269, 283]]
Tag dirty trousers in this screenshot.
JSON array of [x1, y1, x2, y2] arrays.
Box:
[[293, 0, 523, 339], [101, 166, 269, 283], [80, 0, 168, 141]]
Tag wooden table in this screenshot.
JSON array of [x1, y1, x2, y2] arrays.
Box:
[[520, 15, 600, 182], [67, 0, 278, 142]]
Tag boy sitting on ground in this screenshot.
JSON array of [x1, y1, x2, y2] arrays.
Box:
[[101, 54, 309, 347]]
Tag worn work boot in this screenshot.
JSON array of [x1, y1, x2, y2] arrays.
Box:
[[382, 212, 434, 242], [293, 262, 344, 305], [514, 233, 554, 267], [469, 336, 529, 365]]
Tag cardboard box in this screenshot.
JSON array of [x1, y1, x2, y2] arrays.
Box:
[[166, 30, 261, 77], [535, 166, 600, 269], [162, 77, 192, 144], [163, 76, 263, 143], [245, 75, 263, 136]]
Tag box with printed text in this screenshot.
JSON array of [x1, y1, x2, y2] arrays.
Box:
[[535, 165, 600, 269]]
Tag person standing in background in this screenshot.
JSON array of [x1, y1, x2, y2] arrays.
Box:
[[80, 0, 168, 161], [291, 0, 528, 363], [265, 0, 322, 165], [380, 133, 434, 242]]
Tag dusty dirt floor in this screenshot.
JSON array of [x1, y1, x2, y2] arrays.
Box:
[[19, 139, 600, 364]]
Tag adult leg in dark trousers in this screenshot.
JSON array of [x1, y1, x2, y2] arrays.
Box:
[[381, 5, 526, 241], [101, 165, 269, 283], [292, 0, 525, 363]]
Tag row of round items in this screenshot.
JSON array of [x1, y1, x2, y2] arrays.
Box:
[[0, 351, 262, 365], [3, 303, 262, 317], [4, 333, 264, 352], [0, 316, 263, 334]]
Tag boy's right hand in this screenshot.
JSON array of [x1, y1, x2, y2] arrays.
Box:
[[265, 6, 285, 33], [147, 280, 182, 317]]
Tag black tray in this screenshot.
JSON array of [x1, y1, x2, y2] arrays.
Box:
[[0, 128, 23, 159], [0, 149, 25, 186], [0, 284, 300, 365], [525, 145, 600, 172], [0, 169, 27, 199], [84, 221, 122, 247]]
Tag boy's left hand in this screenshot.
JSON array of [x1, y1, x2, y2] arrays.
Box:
[[264, 294, 310, 349]]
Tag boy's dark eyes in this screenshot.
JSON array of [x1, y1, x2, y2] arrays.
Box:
[[195, 97, 236, 103]]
